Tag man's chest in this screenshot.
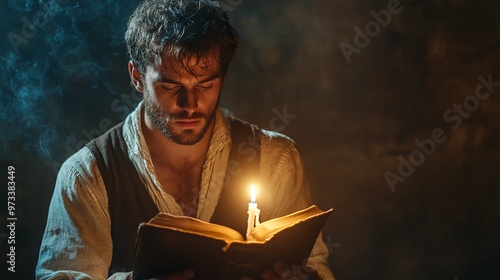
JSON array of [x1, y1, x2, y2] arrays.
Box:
[[155, 165, 202, 217]]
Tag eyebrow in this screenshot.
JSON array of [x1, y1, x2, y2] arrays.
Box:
[[158, 73, 221, 84]]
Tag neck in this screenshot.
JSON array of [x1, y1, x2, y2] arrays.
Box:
[[141, 113, 215, 169]]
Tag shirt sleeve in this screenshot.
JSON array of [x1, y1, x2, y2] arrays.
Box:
[[259, 130, 336, 280], [36, 148, 130, 280]]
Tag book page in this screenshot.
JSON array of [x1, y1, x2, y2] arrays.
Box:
[[247, 205, 333, 242], [146, 212, 245, 242]]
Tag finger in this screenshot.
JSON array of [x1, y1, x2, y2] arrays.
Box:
[[156, 269, 195, 280], [305, 266, 322, 280], [261, 268, 280, 280], [272, 261, 292, 277]]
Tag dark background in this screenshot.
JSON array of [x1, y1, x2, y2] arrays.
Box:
[[1, 0, 499, 279]]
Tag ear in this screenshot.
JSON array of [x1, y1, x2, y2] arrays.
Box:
[[128, 61, 144, 92]]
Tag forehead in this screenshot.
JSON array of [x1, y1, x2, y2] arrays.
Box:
[[152, 53, 221, 79]]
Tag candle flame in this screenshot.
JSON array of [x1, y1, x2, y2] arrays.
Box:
[[250, 184, 256, 203]]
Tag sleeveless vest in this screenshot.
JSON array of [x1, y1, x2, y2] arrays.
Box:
[[86, 116, 261, 276]]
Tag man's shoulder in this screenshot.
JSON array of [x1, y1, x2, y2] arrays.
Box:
[[56, 145, 100, 189], [260, 128, 296, 145], [220, 109, 296, 147], [59, 122, 124, 171], [58, 121, 126, 175], [259, 128, 300, 161], [85, 121, 125, 148]]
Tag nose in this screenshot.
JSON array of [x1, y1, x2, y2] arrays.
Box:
[[177, 88, 198, 113]]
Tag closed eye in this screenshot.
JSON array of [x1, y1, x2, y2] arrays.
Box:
[[197, 83, 213, 91], [160, 84, 180, 92]]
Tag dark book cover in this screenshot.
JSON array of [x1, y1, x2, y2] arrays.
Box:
[[132, 206, 333, 280]]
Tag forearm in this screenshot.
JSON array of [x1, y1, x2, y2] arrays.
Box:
[[36, 270, 132, 280], [36, 149, 113, 279], [306, 232, 335, 280]]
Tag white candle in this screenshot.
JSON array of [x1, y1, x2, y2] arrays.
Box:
[[246, 184, 261, 238]]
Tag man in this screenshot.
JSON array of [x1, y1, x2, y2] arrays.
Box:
[[36, 0, 335, 279]]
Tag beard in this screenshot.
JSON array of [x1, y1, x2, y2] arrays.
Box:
[[144, 96, 217, 145]]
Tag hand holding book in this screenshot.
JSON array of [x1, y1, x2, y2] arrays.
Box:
[[137, 262, 321, 280], [132, 205, 333, 280], [241, 261, 322, 280], [138, 269, 196, 280], [135, 262, 321, 280]]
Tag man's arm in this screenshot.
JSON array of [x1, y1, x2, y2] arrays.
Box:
[[36, 148, 119, 280], [259, 130, 335, 280]]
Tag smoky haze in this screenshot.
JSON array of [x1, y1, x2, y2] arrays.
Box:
[[1, 0, 500, 280], [1, 0, 138, 163]]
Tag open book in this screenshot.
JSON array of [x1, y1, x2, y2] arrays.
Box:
[[132, 205, 333, 280]]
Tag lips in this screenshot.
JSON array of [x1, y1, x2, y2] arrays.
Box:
[[174, 119, 201, 129]]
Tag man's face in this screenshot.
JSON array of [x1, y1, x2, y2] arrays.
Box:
[[140, 55, 223, 145]]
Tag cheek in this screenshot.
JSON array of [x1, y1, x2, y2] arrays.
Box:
[[148, 86, 176, 106], [204, 82, 222, 107], [143, 90, 160, 108], [203, 91, 221, 109]]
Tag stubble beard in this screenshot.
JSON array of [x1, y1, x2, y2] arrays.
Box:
[[144, 95, 217, 146]]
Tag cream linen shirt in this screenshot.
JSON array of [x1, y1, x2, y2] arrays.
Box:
[[36, 103, 335, 280]]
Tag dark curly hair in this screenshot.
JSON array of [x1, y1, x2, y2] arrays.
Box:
[[125, 0, 239, 78]]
